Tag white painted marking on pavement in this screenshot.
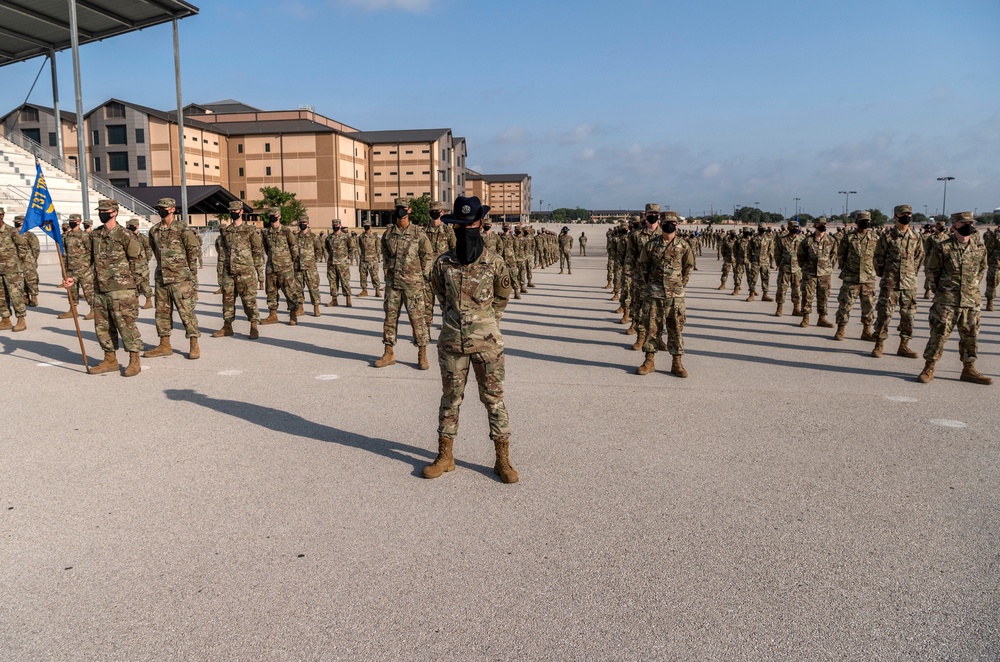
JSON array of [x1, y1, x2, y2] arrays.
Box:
[[218, 370, 243, 376], [316, 374, 340, 381], [929, 419, 968, 428], [885, 395, 918, 403], [36, 361, 62, 367]]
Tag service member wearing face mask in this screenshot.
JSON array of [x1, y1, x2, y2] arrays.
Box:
[[324, 220, 353, 308], [423, 200, 456, 328], [260, 207, 302, 326], [57, 213, 97, 320], [773, 219, 805, 317], [0, 207, 29, 331], [126, 218, 155, 310], [832, 211, 879, 341], [871, 205, 925, 359], [292, 214, 322, 317], [917, 211, 992, 385], [796, 217, 838, 329], [423, 195, 518, 483], [12, 214, 39, 307]]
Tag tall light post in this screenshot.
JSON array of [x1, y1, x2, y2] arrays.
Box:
[[924, 204, 928, 216], [838, 190, 856, 215], [937, 176, 954, 218], [793, 197, 801, 220]]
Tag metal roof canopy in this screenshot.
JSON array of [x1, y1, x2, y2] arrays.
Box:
[[0, 0, 199, 223]]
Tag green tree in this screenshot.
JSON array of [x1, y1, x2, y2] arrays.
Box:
[[251, 186, 307, 225], [867, 208, 889, 227], [408, 194, 431, 226]]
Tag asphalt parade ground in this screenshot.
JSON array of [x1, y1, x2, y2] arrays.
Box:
[[2, 224, 997, 660]]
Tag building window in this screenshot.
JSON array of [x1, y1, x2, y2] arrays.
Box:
[[110, 178, 129, 187], [193, 162, 199, 167], [406, 192, 414, 196], [48, 132, 57, 147], [109, 152, 129, 171], [264, 143, 271, 153], [92, 130, 99, 145], [266, 166, 272, 176], [138, 183, 147, 188], [237, 144, 244, 153], [422, 171, 429, 175], [107, 125, 127, 145], [105, 102, 126, 118], [137, 155, 146, 170], [238, 167, 244, 177], [191, 136, 197, 142], [374, 150, 381, 155], [406, 171, 413, 175], [239, 191, 245, 199], [215, 165, 220, 170], [22, 107, 39, 122], [213, 141, 218, 146], [135, 128, 145, 144], [23, 128, 41, 143], [94, 157, 101, 172], [375, 193, 382, 197], [422, 149, 429, 154], [203, 139, 208, 143], [405, 150, 413, 154], [390, 171, 397, 176], [389, 150, 396, 155]]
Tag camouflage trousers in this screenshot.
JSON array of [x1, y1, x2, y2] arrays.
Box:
[[620, 274, 633, 315], [220, 272, 260, 323], [559, 250, 572, 271], [747, 263, 770, 294], [506, 261, 519, 290], [94, 288, 142, 353], [720, 260, 732, 287], [923, 303, 980, 363], [0, 272, 26, 318], [136, 266, 152, 298], [295, 267, 321, 306], [327, 264, 351, 298], [516, 259, 530, 289], [535, 247, 543, 268], [835, 282, 875, 327], [522, 259, 533, 286], [359, 260, 381, 291], [579, 245, 587, 256], [155, 279, 200, 338], [22, 261, 38, 299], [383, 286, 428, 347], [69, 269, 95, 308], [775, 267, 801, 308], [266, 268, 299, 312], [986, 265, 998, 301], [873, 287, 918, 341], [437, 344, 509, 442], [630, 282, 647, 333], [732, 262, 747, 289], [641, 296, 686, 356], [799, 275, 832, 315], [606, 255, 614, 283]]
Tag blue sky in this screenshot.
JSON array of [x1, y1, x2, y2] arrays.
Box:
[[2, 0, 998, 216]]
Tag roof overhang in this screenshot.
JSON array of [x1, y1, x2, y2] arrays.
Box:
[[0, 0, 199, 67]]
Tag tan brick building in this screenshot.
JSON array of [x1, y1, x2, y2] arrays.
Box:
[[466, 172, 532, 223]]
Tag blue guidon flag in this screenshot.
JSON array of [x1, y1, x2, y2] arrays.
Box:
[[21, 163, 63, 252]]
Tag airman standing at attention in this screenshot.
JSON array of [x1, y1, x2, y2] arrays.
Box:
[[718, 230, 735, 290], [833, 211, 878, 341], [12, 215, 39, 307], [558, 226, 573, 274], [375, 197, 432, 370], [625, 206, 661, 343], [324, 220, 353, 307], [213, 200, 264, 339], [126, 218, 154, 309], [774, 219, 805, 317], [58, 213, 96, 320], [796, 217, 837, 328], [260, 207, 301, 325], [746, 224, 774, 302], [0, 207, 28, 331], [500, 225, 520, 300], [918, 212, 991, 384], [731, 228, 751, 296], [871, 205, 924, 359], [423, 200, 456, 323], [579, 231, 587, 256], [357, 222, 381, 297], [483, 222, 498, 253], [293, 214, 322, 317], [984, 224, 999, 312], [145, 198, 202, 359]]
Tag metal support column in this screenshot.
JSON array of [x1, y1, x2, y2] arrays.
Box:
[[49, 50, 65, 162], [173, 17, 188, 223], [67, 0, 89, 217]]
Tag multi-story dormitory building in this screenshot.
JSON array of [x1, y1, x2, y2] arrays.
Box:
[[0, 99, 531, 228]]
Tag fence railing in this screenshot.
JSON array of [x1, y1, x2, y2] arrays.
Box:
[[0, 127, 158, 219]]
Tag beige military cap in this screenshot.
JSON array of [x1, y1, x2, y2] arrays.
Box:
[[96, 199, 119, 211], [644, 203, 660, 213], [894, 205, 912, 215]]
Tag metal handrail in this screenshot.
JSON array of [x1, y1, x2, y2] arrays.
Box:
[[1, 184, 30, 202], [0, 127, 158, 218]]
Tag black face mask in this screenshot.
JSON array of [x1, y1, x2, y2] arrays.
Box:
[[663, 221, 677, 234], [157, 209, 170, 219], [298, 223, 308, 231], [483, 224, 491, 232], [269, 217, 280, 226], [69, 221, 79, 229], [897, 215, 911, 225], [429, 211, 442, 220], [816, 224, 827, 233], [758, 228, 766, 234], [955, 224, 975, 237], [231, 212, 242, 221], [454, 226, 484, 264], [394, 207, 408, 220], [98, 212, 113, 224], [856, 219, 870, 230], [789, 227, 800, 234]]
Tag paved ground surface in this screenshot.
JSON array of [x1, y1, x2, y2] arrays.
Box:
[[1, 224, 998, 660]]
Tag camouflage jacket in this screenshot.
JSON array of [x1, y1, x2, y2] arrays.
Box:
[[500, 234, 517, 266], [719, 237, 734, 262], [984, 230, 1000, 267], [90, 224, 141, 293], [219, 223, 265, 279], [22, 231, 40, 266], [796, 234, 837, 277], [733, 236, 750, 264], [325, 232, 352, 266], [262, 224, 299, 274], [926, 236, 988, 308], [625, 227, 658, 275], [837, 230, 879, 284], [295, 229, 321, 271], [483, 232, 499, 253], [381, 223, 431, 291], [425, 223, 456, 260], [0, 222, 27, 275], [136, 232, 153, 265], [636, 235, 695, 299], [359, 232, 381, 262], [348, 234, 359, 261], [775, 233, 804, 272], [558, 233, 573, 252], [748, 233, 774, 265], [63, 227, 92, 275], [149, 220, 199, 284], [431, 248, 511, 354], [580, 234, 588, 245], [874, 226, 924, 291]]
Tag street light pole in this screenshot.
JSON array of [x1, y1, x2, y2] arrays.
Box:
[[937, 176, 954, 218], [793, 197, 801, 220], [838, 190, 856, 215]]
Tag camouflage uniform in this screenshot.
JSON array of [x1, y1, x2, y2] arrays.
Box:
[[873, 221, 924, 346], [130, 224, 154, 302], [0, 218, 28, 324], [324, 226, 352, 303], [558, 230, 573, 273], [381, 221, 431, 347], [521, 227, 534, 287], [14, 217, 39, 305], [746, 229, 774, 298], [193, 231, 204, 268], [483, 227, 499, 254], [774, 226, 805, 314], [217, 219, 264, 325], [835, 226, 878, 330], [731, 232, 750, 292], [424, 218, 456, 318], [358, 227, 382, 294], [63, 222, 95, 311], [262, 218, 301, 315], [625, 220, 659, 336], [89, 222, 143, 352], [149, 217, 201, 339], [579, 232, 587, 256], [718, 233, 734, 288], [295, 224, 323, 308], [635, 232, 695, 374], [500, 231, 519, 299], [985, 228, 999, 310], [796, 230, 838, 321]]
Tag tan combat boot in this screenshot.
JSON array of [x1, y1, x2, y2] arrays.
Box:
[[329, 295, 338, 307], [746, 292, 756, 302], [792, 305, 802, 316], [143, 336, 173, 358], [313, 303, 321, 317], [345, 295, 352, 308], [655, 337, 668, 352], [214, 288, 222, 295], [261, 309, 279, 324], [513, 290, 522, 300], [359, 289, 369, 297], [774, 303, 783, 317], [56, 309, 75, 320], [611, 293, 619, 302], [12, 316, 26, 332], [422, 436, 456, 479], [917, 360, 936, 383], [671, 355, 688, 378], [375, 287, 381, 297], [816, 315, 834, 328], [960, 362, 993, 385], [211, 321, 234, 338], [189, 337, 201, 360], [417, 346, 429, 370], [799, 314, 810, 328], [761, 293, 774, 302], [625, 323, 636, 336], [249, 321, 259, 340], [731, 287, 740, 296], [558, 269, 564, 274], [636, 352, 656, 375], [834, 325, 846, 341], [923, 289, 930, 300], [986, 299, 995, 312], [83, 310, 95, 321], [142, 296, 153, 309], [0, 317, 11, 331], [630, 331, 646, 352], [860, 324, 875, 341], [374, 345, 396, 368], [288, 309, 298, 326], [89, 351, 119, 375], [717, 282, 726, 290], [295, 303, 305, 316], [493, 437, 519, 484], [123, 352, 141, 377], [896, 338, 918, 359], [871, 338, 884, 358]]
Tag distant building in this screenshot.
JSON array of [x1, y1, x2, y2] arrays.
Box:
[[466, 172, 531, 224]]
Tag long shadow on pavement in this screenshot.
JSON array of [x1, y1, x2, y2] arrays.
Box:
[[163, 388, 497, 479], [692, 348, 912, 379], [0, 333, 91, 372]]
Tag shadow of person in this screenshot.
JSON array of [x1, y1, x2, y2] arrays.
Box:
[[162, 388, 497, 479], [0, 333, 89, 371]]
